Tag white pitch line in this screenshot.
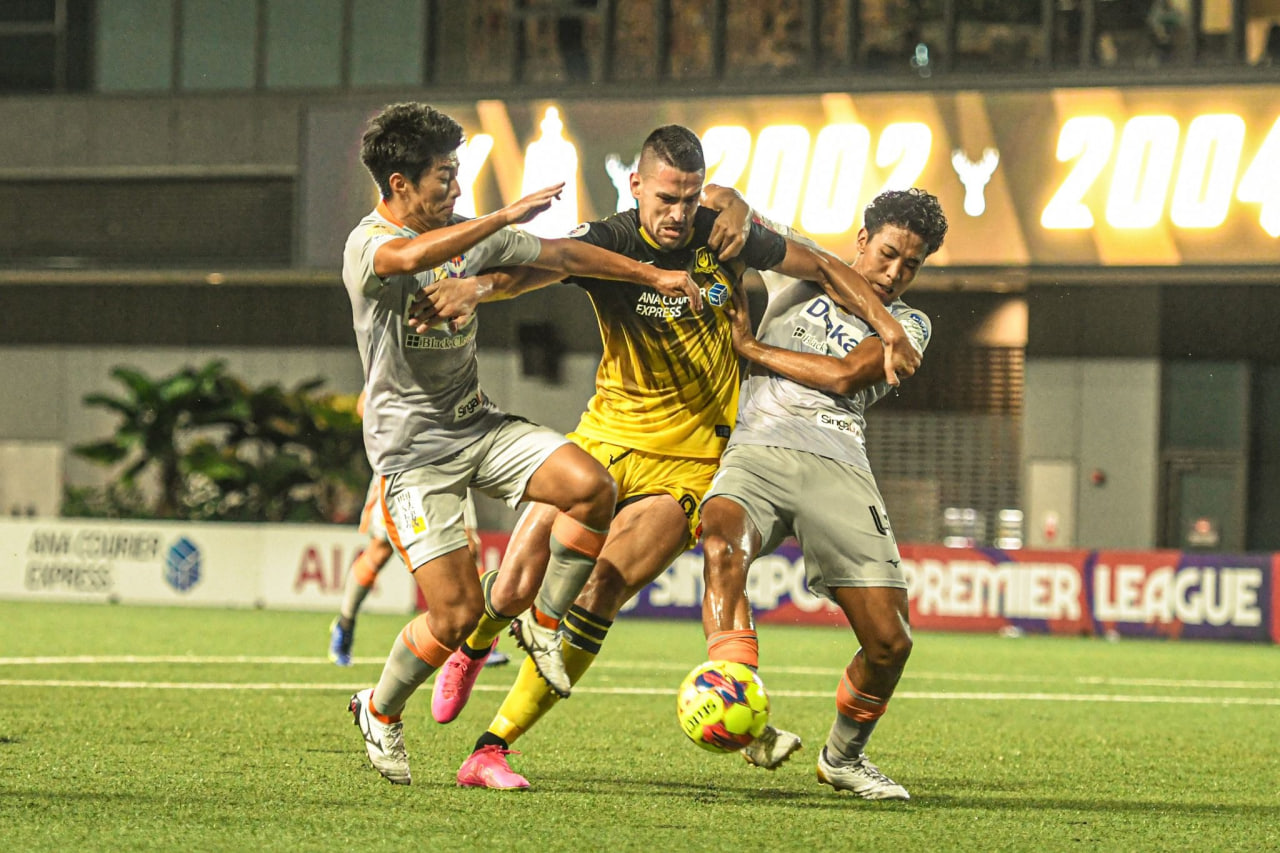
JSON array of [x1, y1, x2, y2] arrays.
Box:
[[1, 655, 1277, 691], [1, 678, 1279, 707]]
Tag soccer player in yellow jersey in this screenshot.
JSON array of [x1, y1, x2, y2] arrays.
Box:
[[412, 125, 920, 788]]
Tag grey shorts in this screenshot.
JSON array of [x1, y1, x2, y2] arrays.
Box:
[[382, 417, 567, 569], [703, 443, 905, 600]]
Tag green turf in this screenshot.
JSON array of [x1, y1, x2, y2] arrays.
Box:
[[1, 601, 1277, 851]]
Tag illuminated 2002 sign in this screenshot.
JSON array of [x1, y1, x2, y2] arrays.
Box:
[[1042, 114, 1280, 237], [701, 123, 934, 235]]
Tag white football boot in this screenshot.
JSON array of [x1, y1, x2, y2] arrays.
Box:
[[816, 748, 909, 800], [349, 688, 410, 785], [510, 611, 572, 698], [742, 725, 803, 769]]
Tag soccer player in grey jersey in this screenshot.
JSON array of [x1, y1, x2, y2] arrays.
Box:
[[699, 188, 948, 801], [343, 102, 699, 786]]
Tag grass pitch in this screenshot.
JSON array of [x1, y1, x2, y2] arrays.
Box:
[[1, 601, 1277, 851]]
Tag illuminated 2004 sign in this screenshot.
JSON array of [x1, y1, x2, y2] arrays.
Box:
[[1042, 114, 1279, 236]]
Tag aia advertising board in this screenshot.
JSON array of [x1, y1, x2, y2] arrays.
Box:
[[464, 532, 1278, 643]]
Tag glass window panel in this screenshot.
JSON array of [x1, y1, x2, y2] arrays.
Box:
[[96, 0, 173, 91], [1245, 0, 1280, 65], [669, 0, 714, 79], [610, 0, 658, 80], [1094, 0, 1189, 67], [180, 0, 256, 90], [725, 0, 807, 77], [0, 34, 56, 91], [861, 0, 944, 75], [265, 0, 341, 88], [0, 1, 55, 24], [350, 0, 424, 87], [955, 0, 1047, 70]]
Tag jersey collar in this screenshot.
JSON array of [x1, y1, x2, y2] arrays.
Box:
[[376, 199, 416, 233], [638, 222, 694, 251]]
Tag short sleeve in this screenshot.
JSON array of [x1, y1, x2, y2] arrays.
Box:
[[897, 307, 932, 356]]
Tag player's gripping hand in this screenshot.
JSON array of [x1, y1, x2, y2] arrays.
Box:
[[722, 280, 756, 354], [651, 269, 703, 312], [879, 319, 920, 387], [407, 275, 489, 334], [704, 185, 751, 261], [502, 183, 567, 226]]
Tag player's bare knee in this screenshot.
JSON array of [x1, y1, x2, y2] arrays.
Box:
[[865, 632, 912, 669], [562, 462, 616, 527], [432, 601, 482, 647], [702, 535, 747, 588]]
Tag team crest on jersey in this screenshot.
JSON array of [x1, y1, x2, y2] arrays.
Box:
[[707, 281, 729, 307], [446, 255, 466, 276], [567, 222, 591, 237], [693, 247, 719, 275]]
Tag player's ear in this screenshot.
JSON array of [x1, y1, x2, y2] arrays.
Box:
[[855, 227, 869, 254], [388, 172, 409, 195], [629, 172, 642, 200]]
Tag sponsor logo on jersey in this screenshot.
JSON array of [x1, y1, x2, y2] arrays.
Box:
[[453, 388, 488, 422], [707, 281, 729, 307], [567, 222, 591, 237], [802, 297, 861, 355], [815, 410, 864, 442], [791, 326, 827, 353], [405, 325, 475, 350], [366, 223, 400, 238], [636, 290, 690, 319]]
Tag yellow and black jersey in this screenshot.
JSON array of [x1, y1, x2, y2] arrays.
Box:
[[565, 207, 787, 460]]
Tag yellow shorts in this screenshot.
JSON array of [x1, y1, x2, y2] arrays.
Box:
[[568, 432, 719, 549]]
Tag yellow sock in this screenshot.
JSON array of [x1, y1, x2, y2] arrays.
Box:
[[464, 611, 508, 652], [462, 570, 512, 653], [488, 639, 598, 744]]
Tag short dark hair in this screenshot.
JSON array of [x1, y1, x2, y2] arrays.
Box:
[[360, 102, 464, 199], [863, 188, 948, 256], [639, 124, 705, 174]]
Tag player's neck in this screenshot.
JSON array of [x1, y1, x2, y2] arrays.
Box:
[[378, 198, 430, 234]]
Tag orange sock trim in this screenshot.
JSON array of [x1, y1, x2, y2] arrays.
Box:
[[368, 702, 399, 725], [399, 613, 453, 668], [550, 512, 608, 558], [707, 629, 759, 668], [351, 551, 379, 587], [837, 671, 888, 723], [532, 605, 560, 630]]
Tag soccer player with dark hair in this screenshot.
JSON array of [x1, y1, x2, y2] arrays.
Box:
[[413, 125, 922, 789], [328, 394, 508, 669], [342, 102, 700, 786], [699, 188, 948, 800]]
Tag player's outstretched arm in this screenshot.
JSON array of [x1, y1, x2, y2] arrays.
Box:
[[724, 284, 912, 396], [406, 267, 564, 333], [533, 238, 703, 310], [372, 183, 566, 278], [772, 242, 916, 386]]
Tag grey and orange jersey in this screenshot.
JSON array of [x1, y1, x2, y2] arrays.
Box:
[[342, 201, 541, 473], [728, 276, 931, 473]]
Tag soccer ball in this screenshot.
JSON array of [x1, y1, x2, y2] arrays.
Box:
[[676, 660, 769, 753]]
